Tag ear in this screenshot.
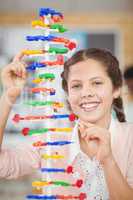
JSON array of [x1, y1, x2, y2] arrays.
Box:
[[113, 87, 121, 99]]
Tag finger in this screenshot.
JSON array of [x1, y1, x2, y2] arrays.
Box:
[[79, 120, 87, 129], [79, 130, 87, 138], [17, 67, 23, 78], [78, 123, 84, 131], [79, 121, 94, 138], [12, 67, 22, 78], [85, 132, 99, 141], [79, 120, 94, 128], [10, 63, 26, 78], [78, 123, 86, 138], [17, 64, 27, 78], [13, 52, 25, 62], [80, 121, 95, 132], [21, 67, 27, 79], [84, 130, 109, 145]]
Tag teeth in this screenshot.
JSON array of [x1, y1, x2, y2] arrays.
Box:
[[80, 103, 99, 109]]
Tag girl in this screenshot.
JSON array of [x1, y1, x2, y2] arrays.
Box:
[[0, 49, 133, 199]]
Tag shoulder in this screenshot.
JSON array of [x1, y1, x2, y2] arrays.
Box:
[[116, 121, 133, 133], [114, 121, 133, 145], [111, 121, 133, 176]]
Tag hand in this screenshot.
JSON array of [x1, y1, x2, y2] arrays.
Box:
[[78, 120, 113, 165], [1, 52, 28, 101]]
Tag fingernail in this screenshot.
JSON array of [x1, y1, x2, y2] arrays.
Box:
[[80, 132, 85, 138], [17, 73, 21, 77], [81, 134, 84, 139]]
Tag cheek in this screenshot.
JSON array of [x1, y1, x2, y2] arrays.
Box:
[[68, 95, 78, 104], [97, 89, 114, 104], [68, 92, 79, 106]]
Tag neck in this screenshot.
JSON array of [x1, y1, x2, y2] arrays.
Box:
[[88, 113, 111, 129]]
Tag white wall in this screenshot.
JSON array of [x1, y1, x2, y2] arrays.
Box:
[[0, 0, 132, 13]]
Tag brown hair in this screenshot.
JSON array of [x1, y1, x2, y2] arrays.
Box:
[[61, 48, 126, 122]]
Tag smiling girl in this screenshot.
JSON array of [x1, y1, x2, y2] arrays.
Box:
[[0, 48, 133, 199], [61, 48, 133, 199]]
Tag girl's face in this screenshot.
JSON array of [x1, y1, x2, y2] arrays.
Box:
[[67, 58, 120, 126]]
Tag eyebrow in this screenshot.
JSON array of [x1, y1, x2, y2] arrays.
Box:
[[70, 76, 104, 82]]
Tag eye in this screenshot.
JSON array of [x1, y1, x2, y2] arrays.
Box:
[[93, 81, 103, 85], [71, 84, 81, 89]]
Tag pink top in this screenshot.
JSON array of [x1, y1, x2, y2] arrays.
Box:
[[0, 119, 133, 198]]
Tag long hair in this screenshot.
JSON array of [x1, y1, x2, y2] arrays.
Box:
[[61, 48, 126, 122]]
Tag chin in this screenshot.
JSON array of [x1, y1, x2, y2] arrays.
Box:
[[77, 114, 100, 124]]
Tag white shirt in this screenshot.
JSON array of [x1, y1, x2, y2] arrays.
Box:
[[69, 117, 116, 163], [68, 118, 116, 200]]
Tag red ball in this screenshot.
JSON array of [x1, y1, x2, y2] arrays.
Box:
[[76, 179, 83, 188], [22, 128, 30, 136], [57, 55, 64, 64], [12, 114, 20, 123], [66, 165, 73, 174], [79, 193, 87, 200], [69, 113, 76, 121], [65, 42, 76, 50]]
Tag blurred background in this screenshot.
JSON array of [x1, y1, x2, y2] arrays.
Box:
[[0, 0, 133, 199]]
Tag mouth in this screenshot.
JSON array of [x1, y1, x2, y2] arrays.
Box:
[[79, 102, 100, 112]]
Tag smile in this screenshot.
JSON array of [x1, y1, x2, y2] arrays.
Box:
[[80, 102, 100, 112]]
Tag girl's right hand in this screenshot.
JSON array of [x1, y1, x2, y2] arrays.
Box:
[[1, 52, 28, 101]]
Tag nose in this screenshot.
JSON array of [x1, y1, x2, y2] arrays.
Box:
[[81, 84, 95, 98]]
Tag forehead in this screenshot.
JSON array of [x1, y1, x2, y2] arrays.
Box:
[[68, 59, 108, 81]]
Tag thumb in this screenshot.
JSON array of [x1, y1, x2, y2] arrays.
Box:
[[78, 123, 86, 138], [13, 52, 25, 62]]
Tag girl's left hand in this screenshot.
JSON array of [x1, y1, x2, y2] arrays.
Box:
[[78, 120, 113, 165]]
